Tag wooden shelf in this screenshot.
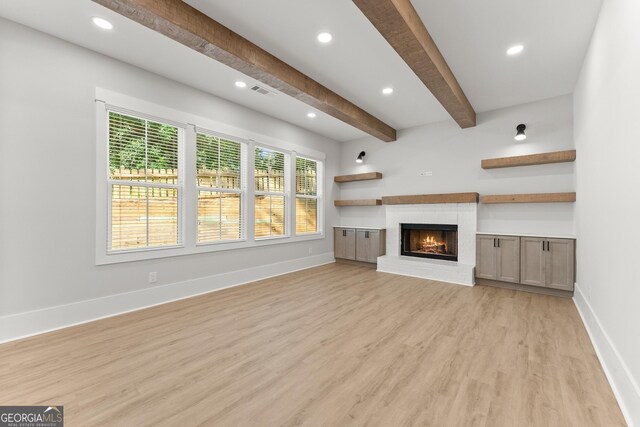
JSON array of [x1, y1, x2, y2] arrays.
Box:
[[382, 192, 479, 205], [481, 192, 576, 204], [334, 199, 382, 207], [481, 150, 576, 169], [334, 172, 383, 183]]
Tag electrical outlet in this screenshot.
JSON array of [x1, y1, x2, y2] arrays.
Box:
[[419, 171, 433, 177], [148, 272, 157, 283]]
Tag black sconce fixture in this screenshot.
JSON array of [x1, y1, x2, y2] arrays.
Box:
[[356, 151, 366, 163], [514, 124, 527, 141]]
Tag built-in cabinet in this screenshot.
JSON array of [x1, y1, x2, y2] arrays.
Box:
[[520, 237, 575, 291], [476, 234, 575, 293], [475, 235, 520, 283], [334, 227, 386, 264]]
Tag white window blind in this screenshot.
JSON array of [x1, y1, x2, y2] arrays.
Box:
[[295, 157, 319, 234], [196, 132, 244, 243], [254, 146, 287, 238], [107, 111, 182, 251]]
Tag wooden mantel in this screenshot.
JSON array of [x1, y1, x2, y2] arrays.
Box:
[[382, 192, 479, 205]]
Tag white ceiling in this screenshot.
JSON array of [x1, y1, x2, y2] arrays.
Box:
[[0, 0, 602, 142]]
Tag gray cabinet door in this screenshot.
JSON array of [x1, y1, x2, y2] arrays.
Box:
[[476, 235, 497, 280], [334, 228, 356, 260], [520, 237, 546, 287], [356, 230, 380, 263], [496, 236, 520, 283], [545, 239, 575, 291]]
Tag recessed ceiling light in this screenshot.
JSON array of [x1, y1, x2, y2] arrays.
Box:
[[92, 17, 113, 30], [317, 32, 333, 43], [234, 81, 247, 88], [507, 44, 524, 55], [307, 112, 317, 118], [382, 87, 394, 95]]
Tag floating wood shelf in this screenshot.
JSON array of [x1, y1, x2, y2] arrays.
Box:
[[382, 192, 479, 205], [334, 172, 383, 183], [481, 150, 576, 169], [334, 199, 382, 207], [481, 192, 576, 204]]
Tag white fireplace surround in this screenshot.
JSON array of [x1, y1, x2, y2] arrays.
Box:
[[377, 203, 477, 286]]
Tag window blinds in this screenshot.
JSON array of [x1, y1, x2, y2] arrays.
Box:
[[254, 147, 286, 238], [108, 111, 181, 251], [196, 133, 244, 243], [295, 157, 319, 234]]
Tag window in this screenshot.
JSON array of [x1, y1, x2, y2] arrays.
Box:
[[254, 146, 287, 238], [196, 132, 244, 243], [295, 157, 319, 234], [107, 111, 182, 251], [97, 90, 326, 264]]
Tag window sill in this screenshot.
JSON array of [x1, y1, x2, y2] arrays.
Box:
[[96, 232, 325, 265]]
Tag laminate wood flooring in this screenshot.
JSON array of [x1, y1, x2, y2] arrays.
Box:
[[0, 263, 626, 426]]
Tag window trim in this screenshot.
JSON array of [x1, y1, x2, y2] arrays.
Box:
[[194, 128, 248, 246], [95, 88, 325, 265], [254, 144, 290, 240], [294, 155, 322, 236], [105, 109, 186, 254]]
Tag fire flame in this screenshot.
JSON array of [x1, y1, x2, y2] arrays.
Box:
[[420, 235, 447, 253]]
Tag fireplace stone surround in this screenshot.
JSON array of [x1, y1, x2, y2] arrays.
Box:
[[377, 203, 477, 286]]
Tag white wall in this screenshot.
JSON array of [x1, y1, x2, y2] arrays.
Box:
[[337, 95, 576, 236], [574, 0, 640, 424], [0, 19, 340, 332]]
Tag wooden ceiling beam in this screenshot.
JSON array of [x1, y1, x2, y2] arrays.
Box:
[[92, 0, 397, 142], [353, 0, 476, 128]]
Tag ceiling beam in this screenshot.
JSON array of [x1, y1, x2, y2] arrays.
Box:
[[353, 0, 476, 128], [92, 0, 397, 142]]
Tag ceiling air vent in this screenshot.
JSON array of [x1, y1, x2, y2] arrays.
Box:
[[251, 85, 276, 96]]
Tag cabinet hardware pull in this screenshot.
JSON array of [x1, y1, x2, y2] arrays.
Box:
[[497, 238, 500, 248], [546, 241, 550, 251], [343, 230, 346, 237], [365, 231, 369, 238], [542, 241, 545, 251], [493, 238, 496, 247]]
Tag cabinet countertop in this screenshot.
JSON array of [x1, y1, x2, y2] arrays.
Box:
[[334, 226, 386, 230], [477, 232, 576, 239]]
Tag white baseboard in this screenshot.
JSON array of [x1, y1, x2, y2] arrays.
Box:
[[0, 253, 335, 344], [574, 285, 640, 427]]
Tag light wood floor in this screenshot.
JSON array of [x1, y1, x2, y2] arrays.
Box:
[[0, 263, 625, 426]]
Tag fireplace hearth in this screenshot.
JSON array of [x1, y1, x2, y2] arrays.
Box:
[[400, 223, 458, 262]]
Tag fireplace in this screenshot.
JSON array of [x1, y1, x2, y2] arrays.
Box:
[[400, 223, 458, 262]]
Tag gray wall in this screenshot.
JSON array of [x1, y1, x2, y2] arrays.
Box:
[[337, 94, 576, 236], [574, 0, 640, 423], [0, 19, 340, 317]]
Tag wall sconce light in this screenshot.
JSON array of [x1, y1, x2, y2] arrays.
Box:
[[514, 124, 527, 141], [355, 151, 366, 163]]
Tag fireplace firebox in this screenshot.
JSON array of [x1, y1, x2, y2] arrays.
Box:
[[400, 223, 458, 261]]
